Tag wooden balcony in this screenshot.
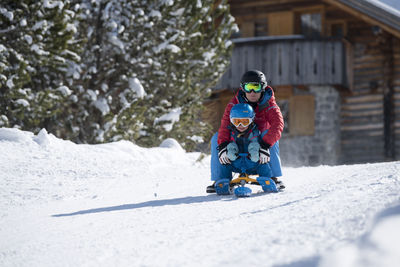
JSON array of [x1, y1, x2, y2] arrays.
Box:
[[214, 36, 347, 89]]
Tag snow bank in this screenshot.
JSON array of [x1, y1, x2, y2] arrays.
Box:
[[159, 137, 185, 151], [0, 127, 33, 143], [319, 204, 400, 267]]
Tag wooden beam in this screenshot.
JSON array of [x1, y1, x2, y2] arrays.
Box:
[[229, 0, 313, 8], [229, 0, 319, 16]]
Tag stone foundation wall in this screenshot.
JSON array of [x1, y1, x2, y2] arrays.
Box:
[[279, 86, 341, 167]]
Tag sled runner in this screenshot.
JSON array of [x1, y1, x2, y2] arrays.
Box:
[[214, 173, 279, 197], [210, 150, 283, 197]]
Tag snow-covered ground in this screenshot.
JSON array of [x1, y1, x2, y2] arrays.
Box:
[[0, 127, 399, 267]]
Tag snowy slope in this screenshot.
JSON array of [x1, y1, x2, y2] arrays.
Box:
[[0, 128, 399, 267]]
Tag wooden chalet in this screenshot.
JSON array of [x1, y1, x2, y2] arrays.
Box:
[[204, 0, 400, 166]]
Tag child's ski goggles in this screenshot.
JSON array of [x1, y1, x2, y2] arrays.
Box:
[[230, 117, 253, 127], [242, 82, 262, 93]]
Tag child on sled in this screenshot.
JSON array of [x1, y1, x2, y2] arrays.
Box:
[[207, 103, 284, 194]]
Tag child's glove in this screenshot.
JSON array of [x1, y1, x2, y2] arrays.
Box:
[[248, 141, 260, 162], [226, 142, 239, 161], [259, 142, 271, 164], [218, 142, 230, 164]]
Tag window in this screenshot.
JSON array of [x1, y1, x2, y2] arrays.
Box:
[[255, 19, 268, 36], [300, 12, 322, 37], [327, 21, 347, 37], [330, 23, 344, 37], [240, 21, 255, 38]]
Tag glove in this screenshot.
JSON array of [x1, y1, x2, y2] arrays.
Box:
[[218, 142, 230, 165], [226, 142, 239, 161], [259, 142, 271, 164], [248, 141, 260, 162]]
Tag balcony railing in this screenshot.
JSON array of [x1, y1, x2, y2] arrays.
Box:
[[214, 35, 347, 89]]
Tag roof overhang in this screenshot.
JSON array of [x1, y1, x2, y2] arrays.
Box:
[[323, 0, 400, 39]]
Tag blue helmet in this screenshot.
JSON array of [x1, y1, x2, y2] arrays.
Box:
[[230, 103, 255, 120]]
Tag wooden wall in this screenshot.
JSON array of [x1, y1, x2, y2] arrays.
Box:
[[340, 21, 400, 163], [394, 39, 400, 160], [202, 89, 236, 133]]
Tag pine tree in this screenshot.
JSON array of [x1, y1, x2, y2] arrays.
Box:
[[73, 0, 236, 149], [137, 0, 237, 150], [1, 0, 237, 150], [0, 0, 81, 135]]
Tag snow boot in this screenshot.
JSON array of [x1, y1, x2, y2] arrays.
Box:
[[271, 177, 285, 190], [206, 182, 216, 193], [214, 179, 232, 195], [257, 177, 278, 192]]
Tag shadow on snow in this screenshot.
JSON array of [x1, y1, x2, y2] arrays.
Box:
[[52, 194, 235, 217]]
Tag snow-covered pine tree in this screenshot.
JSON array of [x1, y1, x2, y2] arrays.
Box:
[[0, 0, 81, 135], [131, 0, 237, 150], [73, 0, 236, 149], [65, 0, 148, 143]]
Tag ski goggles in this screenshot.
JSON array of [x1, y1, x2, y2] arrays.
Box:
[[230, 117, 253, 127], [242, 82, 262, 93]]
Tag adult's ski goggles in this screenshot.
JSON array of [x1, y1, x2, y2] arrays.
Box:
[[230, 117, 253, 127], [242, 82, 262, 93]]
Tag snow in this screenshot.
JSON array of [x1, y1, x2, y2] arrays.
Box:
[[20, 19, 27, 26], [366, 0, 400, 17], [15, 99, 30, 107], [159, 138, 185, 151], [320, 206, 400, 267], [170, 8, 185, 16], [32, 20, 47, 31], [31, 44, 50, 56], [149, 10, 162, 19], [381, 0, 400, 10], [24, 35, 33, 45], [6, 78, 14, 89], [375, 0, 400, 14], [189, 135, 204, 143], [0, 127, 399, 267], [65, 23, 77, 34], [166, 44, 181, 53], [203, 51, 215, 61], [110, 35, 124, 51], [56, 85, 72, 96], [128, 77, 146, 98], [43, 0, 64, 10], [154, 107, 182, 131], [93, 98, 110, 115], [0, 8, 14, 21]]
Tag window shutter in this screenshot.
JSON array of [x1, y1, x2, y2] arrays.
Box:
[[268, 11, 294, 36], [289, 95, 315, 135]]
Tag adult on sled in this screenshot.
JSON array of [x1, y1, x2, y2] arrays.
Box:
[[207, 69, 285, 193]]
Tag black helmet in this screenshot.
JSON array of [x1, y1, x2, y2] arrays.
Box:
[[240, 70, 268, 91]]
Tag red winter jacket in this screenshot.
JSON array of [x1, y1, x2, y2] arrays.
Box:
[[217, 86, 284, 147]]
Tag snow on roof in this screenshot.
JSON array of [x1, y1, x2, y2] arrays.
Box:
[[367, 0, 400, 17], [335, 0, 400, 36], [378, 0, 400, 11]]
